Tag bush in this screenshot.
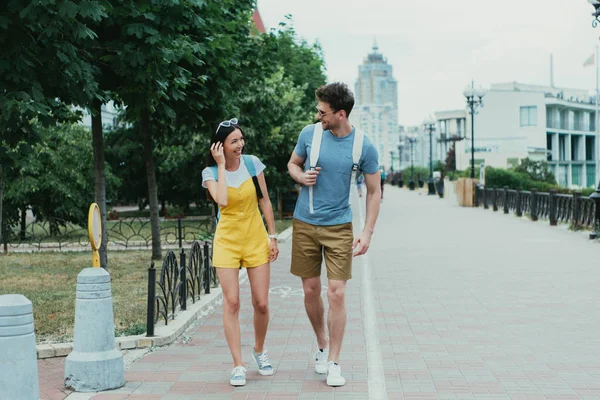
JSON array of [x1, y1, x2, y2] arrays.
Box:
[[164, 206, 185, 219], [107, 209, 119, 221], [400, 166, 430, 182], [512, 158, 556, 184], [485, 167, 567, 193]]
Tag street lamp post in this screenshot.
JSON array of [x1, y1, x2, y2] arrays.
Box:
[[397, 142, 404, 187], [422, 119, 436, 195], [588, 0, 600, 27], [463, 84, 486, 178], [406, 135, 417, 190]]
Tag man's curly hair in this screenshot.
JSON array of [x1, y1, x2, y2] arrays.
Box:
[[315, 82, 355, 118]]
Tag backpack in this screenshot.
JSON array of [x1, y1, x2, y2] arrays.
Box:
[[209, 154, 263, 223], [308, 123, 364, 214]]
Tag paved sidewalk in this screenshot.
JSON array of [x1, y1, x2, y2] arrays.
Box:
[[371, 186, 600, 399], [72, 237, 369, 400], [42, 185, 600, 399]]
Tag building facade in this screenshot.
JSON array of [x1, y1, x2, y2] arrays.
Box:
[[451, 82, 597, 188], [353, 42, 399, 171], [80, 101, 120, 130]]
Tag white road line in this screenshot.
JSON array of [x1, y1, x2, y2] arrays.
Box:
[[355, 189, 387, 400]]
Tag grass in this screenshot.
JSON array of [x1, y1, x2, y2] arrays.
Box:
[[0, 251, 150, 343], [275, 218, 293, 234], [0, 219, 293, 344]]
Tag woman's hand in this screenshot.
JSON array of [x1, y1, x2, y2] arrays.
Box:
[[269, 238, 279, 262], [210, 142, 225, 166]]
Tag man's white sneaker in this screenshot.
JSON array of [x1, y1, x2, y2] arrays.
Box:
[[314, 348, 329, 374], [326, 362, 346, 387], [229, 365, 247, 386]]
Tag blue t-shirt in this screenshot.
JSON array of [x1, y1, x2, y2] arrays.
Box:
[[293, 124, 379, 226]]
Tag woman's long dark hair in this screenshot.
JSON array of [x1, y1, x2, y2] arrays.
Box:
[[205, 122, 263, 199], [205, 123, 244, 167]]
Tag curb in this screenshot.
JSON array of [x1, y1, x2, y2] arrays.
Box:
[[35, 228, 291, 359], [36, 284, 226, 359]]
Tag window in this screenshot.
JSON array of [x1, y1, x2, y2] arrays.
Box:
[[586, 136, 595, 161], [572, 165, 582, 186], [521, 106, 537, 126], [520, 106, 537, 127], [587, 165, 596, 187]]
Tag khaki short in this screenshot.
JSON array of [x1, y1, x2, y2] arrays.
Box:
[[290, 218, 354, 281]]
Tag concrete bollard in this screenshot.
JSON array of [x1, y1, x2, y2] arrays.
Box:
[[64, 268, 124, 392], [0, 294, 40, 400]]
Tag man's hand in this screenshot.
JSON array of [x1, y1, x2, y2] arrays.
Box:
[[352, 230, 373, 257], [302, 167, 321, 186]]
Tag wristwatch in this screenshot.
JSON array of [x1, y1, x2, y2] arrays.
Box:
[[268, 234, 277, 240]]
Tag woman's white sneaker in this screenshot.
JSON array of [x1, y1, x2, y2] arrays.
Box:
[[314, 348, 329, 374], [326, 362, 346, 387], [252, 349, 274, 376], [230, 365, 247, 386]]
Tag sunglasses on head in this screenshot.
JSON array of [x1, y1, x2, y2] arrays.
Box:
[[216, 118, 238, 134]]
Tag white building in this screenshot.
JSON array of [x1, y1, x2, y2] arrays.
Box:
[[434, 110, 467, 168], [80, 101, 120, 129], [452, 82, 597, 188], [397, 125, 420, 171], [353, 41, 399, 171]]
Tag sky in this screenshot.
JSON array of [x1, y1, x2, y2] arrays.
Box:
[[257, 0, 600, 126]]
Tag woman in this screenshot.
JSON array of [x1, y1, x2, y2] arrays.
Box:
[[202, 118, 279, 386]]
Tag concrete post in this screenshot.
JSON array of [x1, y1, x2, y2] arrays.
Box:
[[0, 294, 40, 400], [64, 268, 124, 392]]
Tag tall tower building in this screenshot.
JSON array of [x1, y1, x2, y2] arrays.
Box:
[[353, 41, 399, 171]]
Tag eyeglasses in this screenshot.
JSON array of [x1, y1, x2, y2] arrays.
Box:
[[316, 107, 335, 117], [216, 118, 238, 133]]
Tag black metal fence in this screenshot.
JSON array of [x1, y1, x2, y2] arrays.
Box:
[[475, 186, 595, 230], [1, 217, 213, 252], [146, 240, 218, 336]]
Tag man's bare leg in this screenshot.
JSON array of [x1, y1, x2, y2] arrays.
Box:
[[326, 279, 347, 362], [302, 276, 328, 350]]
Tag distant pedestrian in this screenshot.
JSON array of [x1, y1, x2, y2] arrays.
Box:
[[202, 118, 279, 386], [357, 173, 364, 197], [287, 82, 381, 387], [380, 168, 387, 200]]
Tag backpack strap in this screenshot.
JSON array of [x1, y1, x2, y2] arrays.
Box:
[[308, 123, 323, 214], [243, 154, 264, 199], [349, 128, 364, 206]]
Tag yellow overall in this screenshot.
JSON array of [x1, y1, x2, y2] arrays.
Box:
[[212, 178, 270, 268]]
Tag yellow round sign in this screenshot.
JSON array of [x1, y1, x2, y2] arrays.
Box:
[[87, 203, 102, 268]]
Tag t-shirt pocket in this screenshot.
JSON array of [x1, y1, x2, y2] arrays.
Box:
[[336, 154, 353, 177]]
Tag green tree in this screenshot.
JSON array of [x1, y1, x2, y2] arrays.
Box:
[[3, 123, 119, 239], [0, 0, 105, 247], [445, 143, 456, 172], [511, 158, 556, 184]]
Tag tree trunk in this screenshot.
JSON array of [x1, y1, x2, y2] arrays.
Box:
[[0, 164, 3, 252], [20, 206, 26, 240], [141, 108, 162, 260], [91, 99, 109, 270]]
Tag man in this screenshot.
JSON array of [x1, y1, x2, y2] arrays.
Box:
[[287, 82, 381, 387]]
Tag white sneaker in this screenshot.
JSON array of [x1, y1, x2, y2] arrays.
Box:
[[314, 348, 329, 374], [229, 365, 247, 386], [326, 362, 345, 387]]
